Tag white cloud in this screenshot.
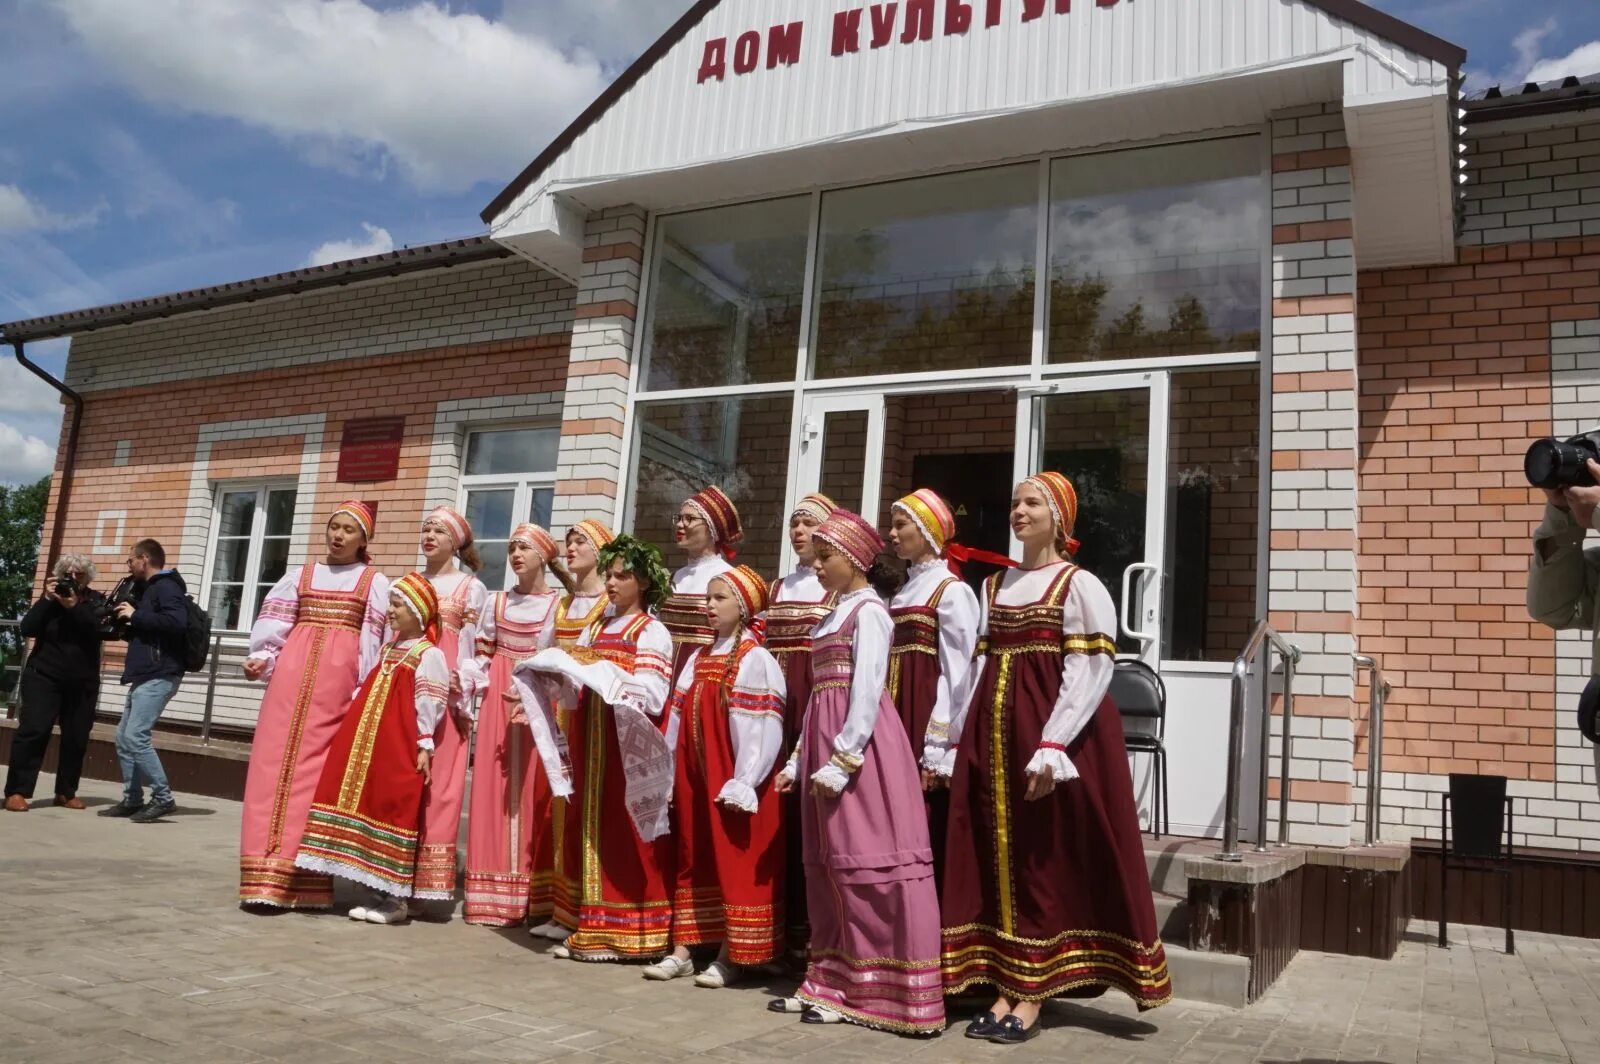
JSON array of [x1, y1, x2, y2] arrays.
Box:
[[0, 360, 65, 417], [0, 183, 105, 233], [500, 0, 685, 70], [305, 223, 395, 267], [0, 422, 59, 486], [1526, 40, 1600, 85], [49, 0, 631, 193]]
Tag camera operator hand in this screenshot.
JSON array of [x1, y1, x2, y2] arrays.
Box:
[[1545, 459, 1600, 529], [46, 584, 80, 610]]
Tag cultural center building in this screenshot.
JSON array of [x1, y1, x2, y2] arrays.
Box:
[[6, 0, 1600, 867]]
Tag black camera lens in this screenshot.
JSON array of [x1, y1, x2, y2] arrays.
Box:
[[1526, 437, 1600, 490]]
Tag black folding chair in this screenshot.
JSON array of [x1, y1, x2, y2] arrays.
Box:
[[1439, 772, 1515, 955], [1111, 659, 1168, 839]]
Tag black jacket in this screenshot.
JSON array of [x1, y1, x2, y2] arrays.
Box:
[[19, 592, 103, 685], [120, 571, 188, 686]]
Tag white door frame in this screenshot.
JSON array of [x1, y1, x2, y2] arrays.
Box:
[[1025, 369, 1171, 670]]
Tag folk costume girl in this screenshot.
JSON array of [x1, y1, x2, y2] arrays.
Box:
[[239, 501, 389, 910], [294, 573, 450, 926], [461, 524, 561, 927], [413, 506, 490, 903], [555, 520, 614, 649], [770, 510, 945, 1037], [937, 473, 1171, 1045], [764, 491, 837, 955], [885, 489, 983, 887], [661, 486, 739, 682], [646, 564, 786, 989], [511, 534, 677, 962]]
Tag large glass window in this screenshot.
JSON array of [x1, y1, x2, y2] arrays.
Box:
[[641, 197, 811, 392], [207, 484, 296, 630], [811, 164, 1038, 379], [629, 396, 795, 577], [1164, 367, 1260, 662], [1048, 137, 1263, 364], [460, 426, 558, 590]]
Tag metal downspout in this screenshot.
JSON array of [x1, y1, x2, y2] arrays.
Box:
[[8, 340, 84, 572]]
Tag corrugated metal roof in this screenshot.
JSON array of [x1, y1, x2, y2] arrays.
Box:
[[1463, 73, 1600, 124], [0, 236, 511, 344]]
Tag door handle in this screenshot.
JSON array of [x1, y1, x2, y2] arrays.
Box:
[[1120, 563, 1160, 646]]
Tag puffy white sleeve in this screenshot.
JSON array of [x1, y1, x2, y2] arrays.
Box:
[[413, 646, 451, 750], [359, 570, 390, 683], [622, 619, 674, 720], [718, 645, 787, 812], [245, 566, 302, 678], [463, 592, 497, 696], [812, 602, 892, 796], [1027, 570, 1118, 783], [920, 579, 980, 774], [458, 578, 490, 693]]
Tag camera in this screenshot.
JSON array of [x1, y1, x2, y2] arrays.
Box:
[[95, 576, 138, 640], [1525, 430, 1600, 490], [54, 576, 76, 598]]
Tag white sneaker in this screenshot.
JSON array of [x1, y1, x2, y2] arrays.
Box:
[[364, 899, 410, 925], [642, 955, 695, 981], [529, 920, 566, 940], [693, 961, 736, 988], [551, 941, 572, 959], [347, 905, 370, 921]]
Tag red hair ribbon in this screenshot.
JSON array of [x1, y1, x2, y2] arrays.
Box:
[[945, 542, 1019, 578], [1065, 537, 1081, 557]]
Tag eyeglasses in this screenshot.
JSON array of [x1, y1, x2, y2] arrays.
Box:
[[673, 514, 704, 527]]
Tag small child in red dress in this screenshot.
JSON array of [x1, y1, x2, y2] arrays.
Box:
[[295, 572, 450, 926]]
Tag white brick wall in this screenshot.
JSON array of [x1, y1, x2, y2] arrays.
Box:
[[66, 258, 574, 392]]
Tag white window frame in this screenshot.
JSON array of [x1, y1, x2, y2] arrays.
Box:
[[201, 480, 299, 633], [456, 425, 560, 591]]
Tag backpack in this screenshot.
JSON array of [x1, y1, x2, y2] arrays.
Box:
[[182, 596, 213, 673]]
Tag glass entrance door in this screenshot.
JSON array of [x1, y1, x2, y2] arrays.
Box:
[[1031, 372, 1170, 669]]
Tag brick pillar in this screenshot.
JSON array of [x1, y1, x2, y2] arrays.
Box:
[[549, 206, 646, 533], [1266, 103, 1361, 847]]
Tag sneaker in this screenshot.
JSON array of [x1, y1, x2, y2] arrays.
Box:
[[642, 955, 695, 981], [347, 906, 371, 921], [528, 920, 566, 939], [130, 799, 177, 823], [694, 961, 737, 989], [98, 800, 145, 818], [551, 941, 572, 959], [364, 899, 409, 925]]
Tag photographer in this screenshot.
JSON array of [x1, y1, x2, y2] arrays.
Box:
[[3, 554, 105, 812], [98, 539, 187, 824], [1528, 457, 1600, 765]]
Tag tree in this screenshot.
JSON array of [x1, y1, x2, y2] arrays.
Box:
[[0, 476, 50, 650]]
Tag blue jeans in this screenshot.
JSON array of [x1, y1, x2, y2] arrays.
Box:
[[116, 677, 178, 806]]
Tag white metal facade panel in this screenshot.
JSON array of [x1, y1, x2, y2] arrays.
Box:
[[493, 0, 1444, 223]]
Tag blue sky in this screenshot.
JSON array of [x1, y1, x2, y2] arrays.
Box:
[[1, 0, 1598, 484]]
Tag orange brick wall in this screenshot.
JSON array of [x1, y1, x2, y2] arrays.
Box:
[[1355, 241, 1596, 792], [38, 336, 571, 593]]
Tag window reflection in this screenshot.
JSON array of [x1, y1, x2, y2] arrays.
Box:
[[1049, 137, 1263, 364], [812, 164, 1038, 379], [629, 395, 794, 575], [642, 197, 810, 391]]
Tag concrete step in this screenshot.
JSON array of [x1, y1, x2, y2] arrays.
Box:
[[1165, 942, 1251, 1009], [1154, 891, 1189, 943], [1144, 836, 1215, 896]]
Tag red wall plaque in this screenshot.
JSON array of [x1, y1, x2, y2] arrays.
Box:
[[337, 416, 405, 483]]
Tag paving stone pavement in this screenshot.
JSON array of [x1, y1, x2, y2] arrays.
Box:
[[4, 772, 1600, 1063]]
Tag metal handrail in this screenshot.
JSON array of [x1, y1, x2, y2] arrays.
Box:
[[94, 630, 257, 744], [1355, 654, 1392, 846], [1216, 619, 1302, 861]]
